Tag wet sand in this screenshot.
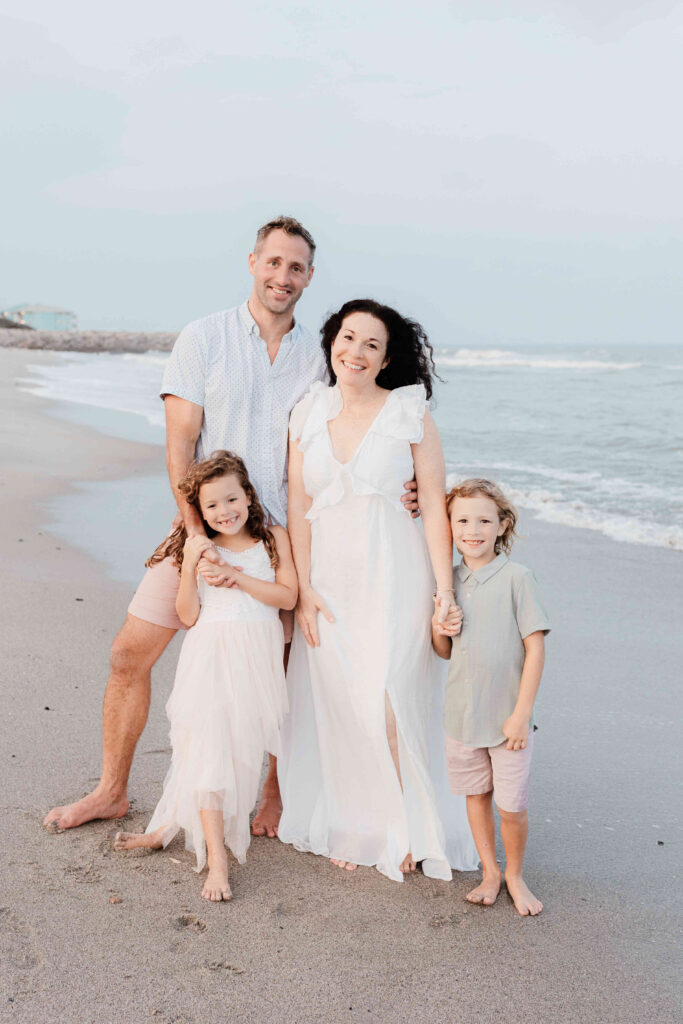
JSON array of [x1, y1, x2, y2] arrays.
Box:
[[0, 348, 680, 1024]]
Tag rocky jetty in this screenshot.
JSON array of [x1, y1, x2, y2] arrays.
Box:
[[0, 329, 176, 353]]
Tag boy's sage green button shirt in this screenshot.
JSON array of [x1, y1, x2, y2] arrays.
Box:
[[445, 553, 551, 749]]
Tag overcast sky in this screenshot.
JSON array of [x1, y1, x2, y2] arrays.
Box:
[[1, 1, 681, 345]]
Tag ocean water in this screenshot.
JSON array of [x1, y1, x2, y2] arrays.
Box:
[[18, 345, 683, 553]]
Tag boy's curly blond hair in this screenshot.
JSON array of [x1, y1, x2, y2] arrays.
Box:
[[446, 478, 518, 555]]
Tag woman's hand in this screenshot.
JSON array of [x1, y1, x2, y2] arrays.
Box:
[[296, 587, 335, 647], [432, 597, 463, 636], [182, 535, 214, 571]]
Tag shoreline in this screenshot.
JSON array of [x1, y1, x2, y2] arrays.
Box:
[[1, 348, 680, 1023]]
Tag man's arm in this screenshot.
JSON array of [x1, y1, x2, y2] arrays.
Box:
[[164, 395, 205, 537]]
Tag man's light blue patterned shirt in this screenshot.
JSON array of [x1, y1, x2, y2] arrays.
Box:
[[161, 301, 327, 525]]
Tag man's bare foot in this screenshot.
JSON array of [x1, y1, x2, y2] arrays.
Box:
[[114, 827, 164, 852], [505, 873, 543, 916], [201, 856, 232, 902], [465, 870, 502, 906], [400, 854, 417, 873], [330, 858, 357, 871], [43, 787, 129, 832], [251, 789, 282, 838]]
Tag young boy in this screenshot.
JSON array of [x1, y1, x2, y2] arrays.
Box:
[[432, 479, 550, 916]]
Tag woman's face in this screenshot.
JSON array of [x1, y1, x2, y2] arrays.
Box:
[[330, 312, 389, 387]]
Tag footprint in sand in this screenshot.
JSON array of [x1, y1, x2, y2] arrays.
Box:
[[173, 914, 206, 933]]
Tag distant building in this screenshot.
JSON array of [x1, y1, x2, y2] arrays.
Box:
[[3, 304, 78, 330]]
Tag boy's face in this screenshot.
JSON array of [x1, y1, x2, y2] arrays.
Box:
[[449, 494, 507, 569]]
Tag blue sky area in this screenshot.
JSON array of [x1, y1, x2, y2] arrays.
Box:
[[1, 1, 681, 345]]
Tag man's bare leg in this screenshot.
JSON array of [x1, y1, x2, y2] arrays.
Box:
[[43, 615, 177, 831], [251, 640, 290, 838]]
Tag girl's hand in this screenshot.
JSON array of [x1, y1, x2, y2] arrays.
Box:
[[182, 535, 213, 570], [296, 587, 335, 648], [197, 555, 242, 588], [432, 597, 463, 636], [502, 713, 529, 751]]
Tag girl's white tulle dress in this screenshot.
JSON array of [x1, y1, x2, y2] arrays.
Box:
[[145, 542, 287, 871], [278, 382, 478, 882]]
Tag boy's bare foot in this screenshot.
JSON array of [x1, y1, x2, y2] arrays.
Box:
[[114, 828, 164, 851], [400, 854, 417, 873], [465, 870, 502, 906], [251, 788, 282, 838], [505, 873, 543, 916], [43, 786, 129, 832], [330, 858, 357, 871], [201, 856, 232, 902]]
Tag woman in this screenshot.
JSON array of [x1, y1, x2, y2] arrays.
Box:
[[278, 299, 477, 881]]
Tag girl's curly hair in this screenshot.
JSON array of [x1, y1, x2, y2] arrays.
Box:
[[320, 298, 440, 400], [146, 450, 279, 572], [446, 478, 519, 555]]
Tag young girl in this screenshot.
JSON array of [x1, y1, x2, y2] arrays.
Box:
[[432, 479, 550, 916], [115, 451, 297, 902]]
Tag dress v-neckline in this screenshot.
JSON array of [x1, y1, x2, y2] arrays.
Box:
[[326, 389, 392, 466]]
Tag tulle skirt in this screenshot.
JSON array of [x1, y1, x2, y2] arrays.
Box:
[[146, 617, 287, 871]]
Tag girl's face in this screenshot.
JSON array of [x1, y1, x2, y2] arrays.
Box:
[[198, 473, 251, 538], [449, 494, 507, 568], [331, 312, 389, 387]]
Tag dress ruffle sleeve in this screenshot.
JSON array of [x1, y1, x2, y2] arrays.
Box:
[[374, 384, 427, 445], [289, 381, 334, 450]]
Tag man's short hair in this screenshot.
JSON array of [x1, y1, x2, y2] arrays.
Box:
[[254, 216, 316, 265]]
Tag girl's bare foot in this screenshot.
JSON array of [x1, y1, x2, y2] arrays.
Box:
[[465, 869, 502, 906], [114, 827, 164, 851], [330, 858, 357, 871], [400, 853, 417, 873], [201, 855, 232, 902], [505, 873, 543, 916]]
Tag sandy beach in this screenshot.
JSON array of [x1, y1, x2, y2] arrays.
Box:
[[1, 347, 680, 1024]]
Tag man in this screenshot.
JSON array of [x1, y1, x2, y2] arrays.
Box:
[[44, 216, 325, 837]]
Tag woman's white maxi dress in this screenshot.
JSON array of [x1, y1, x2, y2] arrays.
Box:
[[278, 382, 477, 882]]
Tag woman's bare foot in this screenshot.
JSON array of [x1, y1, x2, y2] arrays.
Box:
[[400, 854, 417, 873], [465, 869, 502, 906], [44, 786, 129, 832], [114, 827, 164, 852], [330, 858, 357, 871], [251, 789, 282, 838], [201, 855, 232, 902], [505, 873, 543, 916]]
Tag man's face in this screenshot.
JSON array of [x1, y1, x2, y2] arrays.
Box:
[[248, 229, 314, 317]]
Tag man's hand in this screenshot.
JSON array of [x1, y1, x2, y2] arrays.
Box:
[[502, 713, 529, 751], [401, 478, 420, 518], [296, 587, 335, 647], [182, 535, 214, 571], [197, 552, 243, 588], [432, 597, 463, 637]]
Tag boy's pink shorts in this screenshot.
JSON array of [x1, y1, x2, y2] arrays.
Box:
[[128, 556, 294, 642], [445, 731, 534, 813]]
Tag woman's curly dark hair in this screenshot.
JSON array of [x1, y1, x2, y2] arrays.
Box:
[[320, 298, 440, 400], [146, 450, 279, 572]]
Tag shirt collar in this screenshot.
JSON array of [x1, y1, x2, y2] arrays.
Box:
[[456, 552, 509, 585], [239, 299, 301, 344]]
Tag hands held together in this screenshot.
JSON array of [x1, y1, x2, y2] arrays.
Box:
[[183, 535, 243, 587]]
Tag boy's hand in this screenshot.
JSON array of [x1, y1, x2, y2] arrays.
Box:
[[432, 597, 463, 636], [502, 713, 529, 751]]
